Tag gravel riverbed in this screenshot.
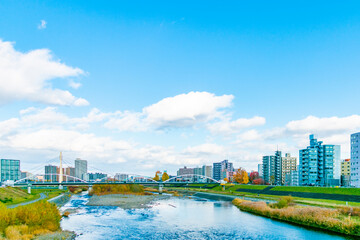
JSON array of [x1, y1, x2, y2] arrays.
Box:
[[87, 194, 171, 209]]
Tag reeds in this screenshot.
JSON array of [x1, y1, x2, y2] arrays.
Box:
[[89, 184, 144, 196], [232, 198, 360, 236], [0, 201, 61, 239]]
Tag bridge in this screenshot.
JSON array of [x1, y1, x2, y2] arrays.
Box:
[[9, 152, 221, 193]]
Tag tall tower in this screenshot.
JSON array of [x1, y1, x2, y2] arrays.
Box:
[[59, 152, 63, 184]]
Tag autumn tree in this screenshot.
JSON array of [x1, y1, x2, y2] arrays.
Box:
[[233, 168, 249, 184], [249, 171, 259, 183], [162, 172, 169, 181], [223, 177, 229, 183], [253, 178, 265, 185], [153, 171, 160, 181]]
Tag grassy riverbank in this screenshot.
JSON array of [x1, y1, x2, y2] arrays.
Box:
[[233, 197, 360, 237], [168, 184, 360, 207], [0, 200, 62, 239], [271, 186, 360, 195], [0, 187, 66, 207]]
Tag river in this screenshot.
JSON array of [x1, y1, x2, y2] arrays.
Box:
[[60, 193, 350, 240]]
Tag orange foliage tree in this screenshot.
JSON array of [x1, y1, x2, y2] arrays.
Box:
[[233, 168, 249, 184], [162, 172, 169, 181]]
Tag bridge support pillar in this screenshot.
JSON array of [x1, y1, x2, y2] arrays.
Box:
[[27, 184, 31, 194], [89, 185, 93, 192], [59, 184, 63, 190], [222, 185, 225, 191], [159, 184, 163, 194]]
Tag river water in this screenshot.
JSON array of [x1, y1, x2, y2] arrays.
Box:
[[60, 193, 350, 240]]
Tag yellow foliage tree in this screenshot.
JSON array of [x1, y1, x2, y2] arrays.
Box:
[[233, 168, 249, 184], [223, 177, 229, 183], [162, 172, 169, 181], [153, 171, 160, 181]]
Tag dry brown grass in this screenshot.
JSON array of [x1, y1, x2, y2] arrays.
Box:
[[233, 198, 360, 236], [89, 184, 144, 196]]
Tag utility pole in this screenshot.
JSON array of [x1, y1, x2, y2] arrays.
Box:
[[59, 152, 63, 189]]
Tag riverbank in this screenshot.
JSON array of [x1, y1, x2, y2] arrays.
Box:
[[87, 194, 170, 209], [167, 185, 360, 208], [232, 198, 360, 237]]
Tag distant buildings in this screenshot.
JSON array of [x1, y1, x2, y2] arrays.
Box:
[[281, 153, 297, 185], [299, 134, 341, 186], [262, 156, 275, 184], [115, 173, 129, 181], [84, 172, 107, 181], [262, 151, 282, 185], [45, 165, 57, 182], [202, 165, 212, 178], [351, 132, 360, 187], [0, 159, 20, 182], [213, 160, 234, 181], [75, 158, 88, 180], [274, 151, 282, 185], [258, 164, 263, 178], [64, 167, 76, 181], [177, 166, 194, 176], [341, 159, 351, 187]]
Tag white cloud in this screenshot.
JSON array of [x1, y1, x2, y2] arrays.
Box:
[[286, 115, 360, 134], [184, 143, 225, 155], [208, 116, 266, 135], [104, 111, 146, 132], [105, 91, 235, 131], [69, 80, 82, 89], [38, 20, 47, 29], [0, 40, 88, 106], [143, 91, 234, 128]]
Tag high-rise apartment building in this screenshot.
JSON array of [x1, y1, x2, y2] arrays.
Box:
[[351, 132, 360, 187], [342, 159, 351, 176], [281, 153, 297, 185], [115, 173, 129, 181], [258, 164, 263, 177], [75, 158, 88, 180], [341, 159, 351, 187], [45, 165, 57, 182], [299, 134, 341, 186], [263, 151, 282, 185], [202, 165, 212, 178], [0, 159, 20, 182], [274, 150, 282, 185], [262, 155, 275, 184], [177, 166, 194, 176], [212, 160, 234, 181]]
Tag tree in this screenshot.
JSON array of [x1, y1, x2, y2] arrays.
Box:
[[249, 171, 259, 183], [223, 177, 229, 183], [253, 178, 265, 185], [153, 171, 160, 181], [233, 168, 249, 184], [162, 172, 169, 181]]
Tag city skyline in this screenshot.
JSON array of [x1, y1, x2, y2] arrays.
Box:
[[1, 1, 360, 176]]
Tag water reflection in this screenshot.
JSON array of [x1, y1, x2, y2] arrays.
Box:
[[61, 194, 349, 240]]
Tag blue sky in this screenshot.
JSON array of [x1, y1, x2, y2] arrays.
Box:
[[0, 1, 360, 176]]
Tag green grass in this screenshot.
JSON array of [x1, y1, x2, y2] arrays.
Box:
[[211, 184, 267, 192], [271, 186, 360, 195], [0, 187, 67, 206]]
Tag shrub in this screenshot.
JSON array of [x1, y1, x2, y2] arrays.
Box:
[[89, 184, 144, 196], [270, 196, 294, 209]]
